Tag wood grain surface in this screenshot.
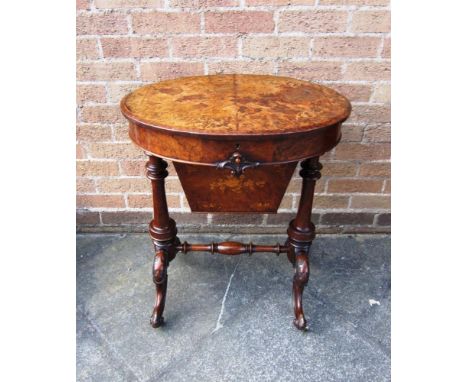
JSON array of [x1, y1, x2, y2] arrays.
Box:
[[121, 74, 351, 136]]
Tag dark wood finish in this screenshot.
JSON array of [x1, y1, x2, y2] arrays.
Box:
[[120, 74, 351, 331], [286, 157, 322, 330], [177, 241, 288, 256], [215, 151, 260, 177], [173, 161, 297, 212], [127, 118, 341, 165], [152, 249, 168, 329], [146, 155, 180, 328]]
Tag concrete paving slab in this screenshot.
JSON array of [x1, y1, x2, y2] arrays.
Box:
[[77, 234, 390, 382]]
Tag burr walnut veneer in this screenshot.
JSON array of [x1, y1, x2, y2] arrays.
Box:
[[120, 74, 351, 330]]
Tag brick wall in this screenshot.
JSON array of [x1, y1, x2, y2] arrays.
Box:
[[76, 0, 391, 234]]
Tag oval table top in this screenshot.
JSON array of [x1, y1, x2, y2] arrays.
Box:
[[121, 74, 351, 165], [121, 74, 351, 137]]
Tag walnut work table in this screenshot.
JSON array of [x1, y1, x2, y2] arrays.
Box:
[[120, 74, 351, 330]]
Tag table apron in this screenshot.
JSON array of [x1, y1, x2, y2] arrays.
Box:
[[129, 121, 341, 166]]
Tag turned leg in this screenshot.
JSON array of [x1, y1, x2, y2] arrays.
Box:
[[286, 157, 322, 330], [146, 155, 179, 328]]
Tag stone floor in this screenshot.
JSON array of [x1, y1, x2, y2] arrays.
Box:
[[77, 234, 390, 382]]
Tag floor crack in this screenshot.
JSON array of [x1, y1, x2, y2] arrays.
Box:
[[211, 257, 242, 334]]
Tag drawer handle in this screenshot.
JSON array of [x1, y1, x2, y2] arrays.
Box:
[[215, 151, 260, 177]]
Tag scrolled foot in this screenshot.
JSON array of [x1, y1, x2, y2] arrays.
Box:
[[150, 249, 168, 329], [150, 312, 164, 328], [293, 316, 307, 331], [292, 251, 310, 331]]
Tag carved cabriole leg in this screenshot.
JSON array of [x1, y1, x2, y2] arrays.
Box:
[[146, 154, 180, 328], [292, 251, 309, 330], [152, 249, 168, 328], [286, 157, 322, 330]]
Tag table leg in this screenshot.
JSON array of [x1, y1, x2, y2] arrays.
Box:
[[286, 157, 322, 330], [146, 155, 180, 328]]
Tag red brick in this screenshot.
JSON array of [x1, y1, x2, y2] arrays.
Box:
[[140, 62, 204, 82], [382, 38, 391, 58], [77, 62, 137, 81], [243, 36, 310, 58], [284, 177, 325, 194], [320, 150, 334, 161], [205, 11, 274, 33], [167, 195, 182, 209], [278, 61, 342, 81], [321, 162, 357, 177], [164, 178, 184, 193], [87, 143, 145, 160], [321, 212, 375, 226], [76, 85, 107, 105], [77, 0, 89, 10], [120, 160, 147, 176], [76, 38, 99, 60], [172, 37, 237, 58], [376, 213, 390, 226], [313, 37, 381, 58], [132, 12, 200, 34], [279, 10, 348, 33], [248, 0, 315, 4], [359, 162, 390, 177], [97, 178, 149, 193], [266, 213, 320, 225], [314, 195, 349, 209], [95, 0, 163, 8], [344, 62, 390, 81], [77, 210, 100, 225], [77, 194, 126, 208], [77, 178, 96, 193], [265, 212, 295, 225], [329, 84, 372, 102], [373, 83, 390, 103], [212, 213, 264, 225], [101, 211, 152, 224], [340, 125, 364, 142], [107, 83, 141, 103], [126, 194, 151, 208], [77, 144, 86, 159], [363, 124, 390, 142], [348, 104, 390, 124], [285, 178, 302, 194], [319, 0, 389, 4], [334, 143, 390, 160], [77, 125, 113, 142], [278, 194, 294, 210], [170, 212, 209, 225], [77, 12, 128, 35], [351, 10, 390, 33], [383, 179, 390, 193], [171, 0, 237, 7], [113, 124, 132, 142], [77, 160, 120, 176], [315, 180, 326, 193], [101, 37, 168, 58], [208, 61, 275, 75], [80, 105, 124, 124], [127, 194, 181, 208], [351, 195, 390, 209]]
